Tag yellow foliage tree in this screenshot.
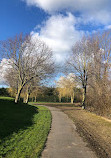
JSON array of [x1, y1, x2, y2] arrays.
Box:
[[56, 74, 76, 103]]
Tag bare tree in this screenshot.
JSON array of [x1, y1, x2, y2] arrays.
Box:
[[87, 30, 111, 114], [67, 36, 99, 109], [0, 34, 54, 103], [67, 30, 111, 111]]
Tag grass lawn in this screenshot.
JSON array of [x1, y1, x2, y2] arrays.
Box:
[[0, 97, 51, 158]]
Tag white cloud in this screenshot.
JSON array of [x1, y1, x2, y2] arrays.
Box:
[[22, 0, 111, 63], [23, 0, 111, 24], [80, 10, 111, 25], [0, 58, 11, 86], [104, 25, 111, 30], [31, 13, 83, 62]]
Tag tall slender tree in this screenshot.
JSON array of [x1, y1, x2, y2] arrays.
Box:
[[67, 36, 99, 109]]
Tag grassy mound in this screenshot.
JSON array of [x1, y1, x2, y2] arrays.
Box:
[[0, 97, 51, 158]]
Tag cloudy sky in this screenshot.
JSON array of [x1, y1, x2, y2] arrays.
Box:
[[0, 0, 111, 86], [1, 0, 111, 61]]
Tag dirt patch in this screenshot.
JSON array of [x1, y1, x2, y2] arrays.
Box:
[[56, 106, 111, 158]]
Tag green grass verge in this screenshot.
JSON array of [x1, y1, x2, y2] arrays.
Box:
[[0, 96, 14, 100], [0, 97, 51, 158]]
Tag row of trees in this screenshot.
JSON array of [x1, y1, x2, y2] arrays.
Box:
[[2, 86, 81, 103], [0, 30, 111, 115]]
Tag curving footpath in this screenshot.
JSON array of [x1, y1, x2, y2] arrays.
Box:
[[41, 106, 97, 158]]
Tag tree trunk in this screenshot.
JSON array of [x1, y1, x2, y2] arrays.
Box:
[[71, 97, 73, 104], [82, 86, 86, 109], [23, 93, 29, 104], [26, 93, 29, 103], [82, 69, 87, 109], [15, 92, 20, 103], [34, 96, 36, 102], [71, 93, 74, 104], [59, 94, 61, 103], [15, 87, 22, 103]]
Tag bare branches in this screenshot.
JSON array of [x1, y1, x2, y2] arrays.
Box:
[[0, 33, 54, 103], [67, 30, 111, 112]]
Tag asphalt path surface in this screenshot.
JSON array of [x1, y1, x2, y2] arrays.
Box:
[[41, 106, 97, 158]]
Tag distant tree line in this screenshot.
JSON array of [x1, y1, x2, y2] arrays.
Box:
[[0, 87, 82, 103], [0, 88, 9, 96]]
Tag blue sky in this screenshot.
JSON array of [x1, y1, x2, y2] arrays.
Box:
[[1, 0, 110, 41], [0, 0, 111, 87], [0, 0, 48, 40]]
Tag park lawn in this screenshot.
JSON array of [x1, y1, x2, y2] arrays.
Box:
[[0, 97, 51, 158], [0, 96, 14, 100]]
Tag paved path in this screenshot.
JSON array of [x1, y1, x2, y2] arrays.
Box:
[[41, 106, 97, 158]]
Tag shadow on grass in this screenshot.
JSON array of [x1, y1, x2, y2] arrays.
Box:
[[0, 99, 38, 140]]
